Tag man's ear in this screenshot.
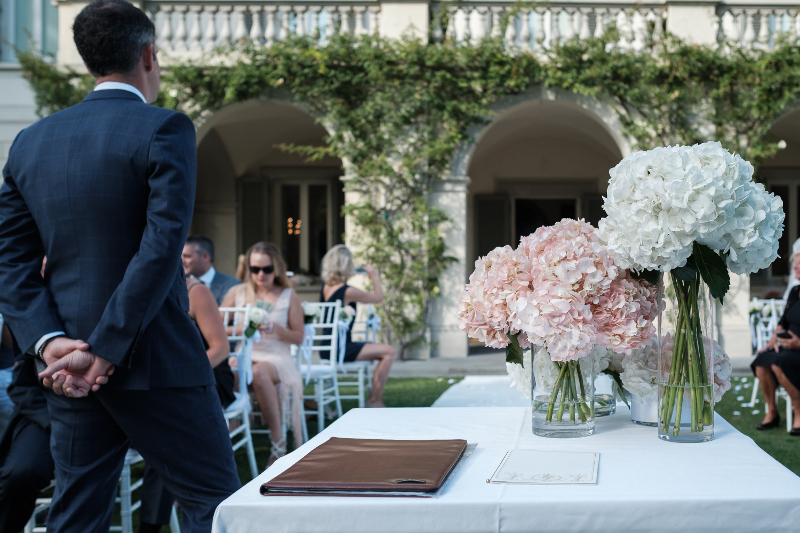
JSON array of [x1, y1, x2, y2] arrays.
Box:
[[142, 43, 155, 73]]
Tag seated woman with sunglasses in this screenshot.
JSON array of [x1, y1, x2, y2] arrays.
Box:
[[221, 242, 305, 464]]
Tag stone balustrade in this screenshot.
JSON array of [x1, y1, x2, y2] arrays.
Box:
[[141, 0, 800, 58], [430, 2, 668, 52], [144, 1, 381, 55], [716, 3, 799, 49]]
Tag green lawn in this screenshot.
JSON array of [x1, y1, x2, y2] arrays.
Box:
[[715, 375, 800, 476]]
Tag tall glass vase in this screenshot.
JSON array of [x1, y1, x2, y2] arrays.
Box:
[[531, 347, 595, 438], [657, 271, 715, 443]]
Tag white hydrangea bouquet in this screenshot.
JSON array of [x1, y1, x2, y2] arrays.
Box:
[[599, 141, 783, 441], [244, 307, 268, 338]]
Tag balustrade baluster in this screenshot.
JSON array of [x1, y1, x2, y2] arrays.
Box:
[[757, 10, 771, 48], [146, 5, 156, 23], [218, 6, 233, 46], [265, 6, 279, 44], [326, 7, 339, 39], [279, 6, 292, 40], [173, 6, 188, 51], [490, 6, 503, 40], [369, 6, 381, 35], [534, 8, 546, 49], [651, 8, 664, 45], [309, 6, 322, 39], [471, 7, 488, 44], [578, 8, 592, 41], [295, 7, 308, 37], [233, 6, 249, 43], [354, 6, 368, 37], [552, 8, 565, 46], [613, 9, 629, 49], [249, 6, 264, 45], [743, 9, 757, 47], [631, 9, 646, 50], [593, 7, 607, 38], [455, 7, 470, 45], [159, 6, 174, 52], [504, 9, 517, 48], [204, 6, 218, 50], [563, 8, 576, 41], [188, 6, 203, 50]]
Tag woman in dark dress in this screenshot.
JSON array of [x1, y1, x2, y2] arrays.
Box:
[[320, 245, 395, 408], [752, 258, 800, 435]]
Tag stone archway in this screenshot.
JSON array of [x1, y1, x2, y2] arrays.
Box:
[[192, 99, 343, 289], [457, 88, 627, 268]]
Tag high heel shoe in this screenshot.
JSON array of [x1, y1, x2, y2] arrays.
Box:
[[756, 414, 780, 430]]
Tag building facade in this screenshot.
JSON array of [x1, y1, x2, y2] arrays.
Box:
[[2, 0, 799, 360]]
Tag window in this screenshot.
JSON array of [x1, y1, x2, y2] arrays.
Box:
[[1, 0, 58, 63]]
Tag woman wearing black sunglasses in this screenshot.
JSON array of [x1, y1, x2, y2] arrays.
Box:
[[221, 242, 306, 464]]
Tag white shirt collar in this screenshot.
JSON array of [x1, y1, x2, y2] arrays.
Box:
[[93, 81, 147, 104], [198, 266, 216, 286]]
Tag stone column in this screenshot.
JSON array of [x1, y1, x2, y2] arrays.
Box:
[[427, 176, 470, 358], [378, 2, 429, 40], [665, 1, 718, 45]]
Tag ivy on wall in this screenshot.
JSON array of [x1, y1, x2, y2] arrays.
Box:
[[18, 32, 800, 356]]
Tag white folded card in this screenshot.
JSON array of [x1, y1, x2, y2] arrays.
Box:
[[488, 450, 599, 485]]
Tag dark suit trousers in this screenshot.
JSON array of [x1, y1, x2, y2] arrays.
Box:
[[44, 385, 240, 533], [0, 411, 54, 532]]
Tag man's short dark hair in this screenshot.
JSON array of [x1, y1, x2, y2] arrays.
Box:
[[186, 235, 215, 263], [73, 0, 155, 77]]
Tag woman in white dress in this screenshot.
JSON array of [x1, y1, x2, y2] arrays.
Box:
[[221, 242, 305, 465]]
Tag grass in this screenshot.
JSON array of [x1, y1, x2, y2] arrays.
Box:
[[715, 375, 800, 477]]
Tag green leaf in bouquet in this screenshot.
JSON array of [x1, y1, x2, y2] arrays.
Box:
[[630, 268, 659, 285], [671, 255, 698, 282], [693, 241, 730, 303], [506, 333, 524, 367]]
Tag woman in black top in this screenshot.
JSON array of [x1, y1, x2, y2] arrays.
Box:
[[320, 245, 396, 408], [752, 259, 800, 435]]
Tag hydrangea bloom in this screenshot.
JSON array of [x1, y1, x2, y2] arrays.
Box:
[[620, 339, 659, 400], [599, 141, 784, 275], [460, 219, 658, 364]]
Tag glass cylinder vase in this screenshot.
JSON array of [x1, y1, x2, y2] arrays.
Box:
[[657, 271, 715, 443], [593, 373, 617, 418], [531, 347, 595, 438], [630, 393, 658, 426]]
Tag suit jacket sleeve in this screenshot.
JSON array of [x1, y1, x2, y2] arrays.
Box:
[[0, 134, 65, 353], [86, 112, 197, 366]]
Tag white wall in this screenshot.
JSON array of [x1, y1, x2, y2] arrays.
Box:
[[0, 66, 38, 178]]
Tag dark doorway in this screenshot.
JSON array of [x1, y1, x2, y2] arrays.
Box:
[[514, 198, 576, 244]]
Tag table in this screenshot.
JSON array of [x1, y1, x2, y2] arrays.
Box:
[[213, 406, 800, 533]]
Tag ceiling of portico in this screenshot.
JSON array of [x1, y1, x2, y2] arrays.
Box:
[[763, 105, 800, 168], [470, 99, 623, 166], [467, 99, 623, 193], [197, 99, 341, 177]]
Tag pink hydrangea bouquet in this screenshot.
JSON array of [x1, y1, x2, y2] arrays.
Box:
[[458, 219, 658, 424]]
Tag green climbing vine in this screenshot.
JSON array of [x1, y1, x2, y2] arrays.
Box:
[[18, 31, 800, 355]]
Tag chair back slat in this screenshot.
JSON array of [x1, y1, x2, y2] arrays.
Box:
[[220, 304, 253, 395], [300, 301, 341, 367]]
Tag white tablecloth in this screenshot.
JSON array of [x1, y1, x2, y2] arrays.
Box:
[[213, 407, 800, 533]]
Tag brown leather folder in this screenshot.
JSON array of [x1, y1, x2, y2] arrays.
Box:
[[260, 437, 468, 496]]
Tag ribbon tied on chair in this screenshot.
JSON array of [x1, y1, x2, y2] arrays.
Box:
[[299, 323, 315, 385], [365, 313, 382, 343], [337, 319, 351, 372]]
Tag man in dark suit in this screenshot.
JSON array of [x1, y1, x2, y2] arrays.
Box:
[[182, 235, 241, 305], [0, 1, 240, 531]]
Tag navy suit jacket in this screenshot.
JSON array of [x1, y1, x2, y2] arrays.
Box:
[[0, 90, 213, 390]]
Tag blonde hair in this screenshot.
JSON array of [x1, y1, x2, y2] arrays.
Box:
[[235, 242, 291, 303], [321, 244, 355, 285]]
